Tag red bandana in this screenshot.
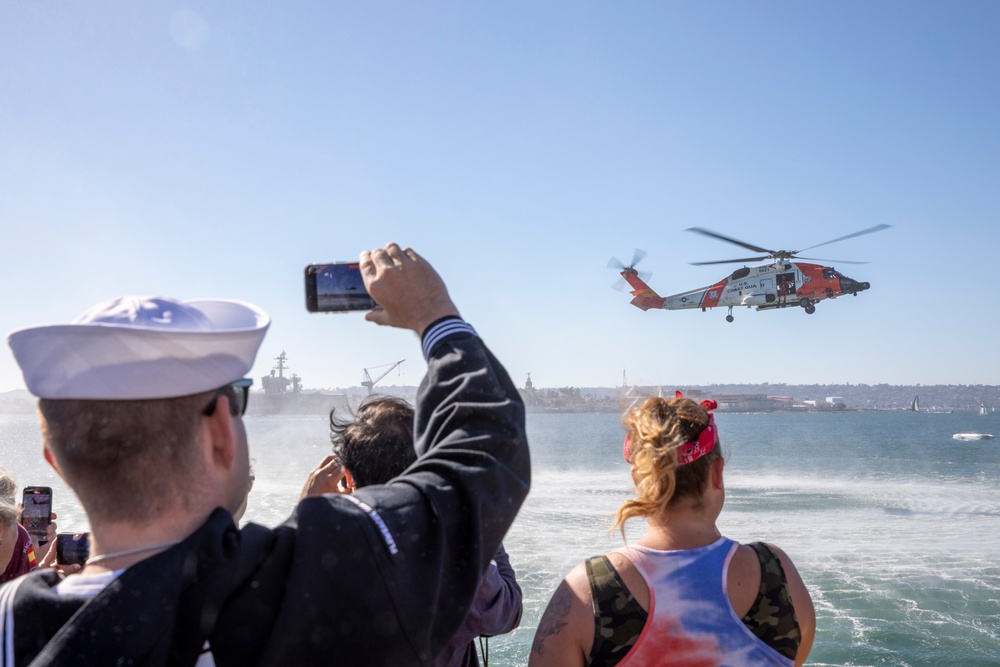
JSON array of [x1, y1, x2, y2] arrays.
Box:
[[623, 392, 718, 465]]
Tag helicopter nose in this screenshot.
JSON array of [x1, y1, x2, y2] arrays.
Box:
[[839, 276, 870, 295]]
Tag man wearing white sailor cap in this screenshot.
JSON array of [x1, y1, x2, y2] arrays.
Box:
[[0, 243, 530, 667]]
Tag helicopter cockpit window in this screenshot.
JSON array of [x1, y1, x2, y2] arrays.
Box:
[[822, 269, 837, 280], [731, 267, 751, 280]]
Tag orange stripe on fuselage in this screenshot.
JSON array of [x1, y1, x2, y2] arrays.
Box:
[[698, 278, 729, 309]]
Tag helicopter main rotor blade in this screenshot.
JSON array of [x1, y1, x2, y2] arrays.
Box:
[[796, 224, 892, 253], [690, 256, 771, 266], [685, 227, 774, 255], [794, 256, 870, 265]]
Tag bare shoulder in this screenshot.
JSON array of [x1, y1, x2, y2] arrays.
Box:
[[726, 543, 764, 617], [528, 561, 594, 667], [728, 542, 762, 578]]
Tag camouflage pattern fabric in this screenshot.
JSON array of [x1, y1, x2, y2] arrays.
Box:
[[584, 542, 801, 666], [585, 556, 647, 667], [741, 542, 801, 660]]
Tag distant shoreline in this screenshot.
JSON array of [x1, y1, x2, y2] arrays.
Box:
[[4, 382, 999, 415]]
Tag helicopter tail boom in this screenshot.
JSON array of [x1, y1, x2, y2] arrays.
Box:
[[621, 268, 666, 311]]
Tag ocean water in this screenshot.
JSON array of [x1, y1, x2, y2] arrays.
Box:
[[2, 410, 999, 666]]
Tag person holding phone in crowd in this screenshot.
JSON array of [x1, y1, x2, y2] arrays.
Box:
[[301, 395, 523, 667], [530, 393, 814, 667], [0, 243, 530, 666], [0, 468, 63, 582]]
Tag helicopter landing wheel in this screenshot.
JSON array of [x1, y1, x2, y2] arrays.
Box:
[[805, 304, 816, 314], [799, 297, 811, 309], [726, 306, 734, 323]]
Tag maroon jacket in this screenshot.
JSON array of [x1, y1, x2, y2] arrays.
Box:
[[1, 525, 36, 584]]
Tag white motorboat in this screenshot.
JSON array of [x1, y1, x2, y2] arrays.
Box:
[[952, 433, 995, 441]]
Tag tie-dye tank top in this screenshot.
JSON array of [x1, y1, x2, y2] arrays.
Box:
[[611, 537, 794, 667]]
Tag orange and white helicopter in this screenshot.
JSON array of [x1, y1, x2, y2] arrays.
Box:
[[610, 225, 890, 323]]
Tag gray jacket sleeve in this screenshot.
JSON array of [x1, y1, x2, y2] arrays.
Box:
[[468, 543, 523, 637], [430, 542, 523, 666]]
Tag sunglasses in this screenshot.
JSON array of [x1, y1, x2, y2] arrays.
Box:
[[202, 378, 253, 417]]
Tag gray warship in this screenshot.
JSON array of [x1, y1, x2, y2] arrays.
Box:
[[250, 352, 349, 417]]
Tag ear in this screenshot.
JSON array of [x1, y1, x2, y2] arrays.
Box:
[[204, 395, 236, 471], [43, 445, 66, 482], [710, 456, 725, 491], [344, 470, 356, 492]]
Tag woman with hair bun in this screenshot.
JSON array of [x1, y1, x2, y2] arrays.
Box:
[[529, 394, 815, 667]]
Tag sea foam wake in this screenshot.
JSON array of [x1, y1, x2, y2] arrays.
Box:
[[3, 409, 998, 666]]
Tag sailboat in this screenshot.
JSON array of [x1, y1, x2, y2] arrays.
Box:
[[908, 396, 919, 412], [980, 403, 988, 416]]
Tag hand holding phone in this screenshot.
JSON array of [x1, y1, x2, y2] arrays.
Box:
[[21, 486, 52, 546], [55, 532, 90, 566], [304, 262, 379, 313], [359, 245, 459, 334]]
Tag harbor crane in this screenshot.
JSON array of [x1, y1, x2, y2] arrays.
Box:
[[361, 360, 405, 394]]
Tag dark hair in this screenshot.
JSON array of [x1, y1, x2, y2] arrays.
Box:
[[329, 395, 416, 488]]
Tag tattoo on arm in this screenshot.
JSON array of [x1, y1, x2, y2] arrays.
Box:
[[532, 583, 574, 656]]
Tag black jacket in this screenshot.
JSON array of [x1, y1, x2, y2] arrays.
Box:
[[0, 331, 530, 666]]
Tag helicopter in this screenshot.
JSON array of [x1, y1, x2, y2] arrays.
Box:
[[609, 224, 891, 323]]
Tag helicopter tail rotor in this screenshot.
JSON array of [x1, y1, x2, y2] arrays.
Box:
[[607, 248, 647, 271], [608, 249, 651, 290]]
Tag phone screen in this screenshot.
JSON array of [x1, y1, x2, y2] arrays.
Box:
[[22, 487, 52, 543], [304, 263, 379, 313], [56, 532, 90, 566]]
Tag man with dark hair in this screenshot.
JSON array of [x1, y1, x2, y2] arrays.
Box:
[[331, 395, 418, 488], [306, 395, 522, 667], [1, 244, 530, 666]]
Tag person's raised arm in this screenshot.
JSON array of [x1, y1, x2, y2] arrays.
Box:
[[343, 242, 530, 660]]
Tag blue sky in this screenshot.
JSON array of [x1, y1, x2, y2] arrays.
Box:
[[2, 2, 998, 392]]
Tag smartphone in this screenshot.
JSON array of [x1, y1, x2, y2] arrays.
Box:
[[304, 262, 379, 313], [21, 486, 52, 545], [56, 532, 90, 566]]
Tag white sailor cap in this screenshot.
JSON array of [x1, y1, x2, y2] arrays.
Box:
[[7, 296, 270, 400]]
